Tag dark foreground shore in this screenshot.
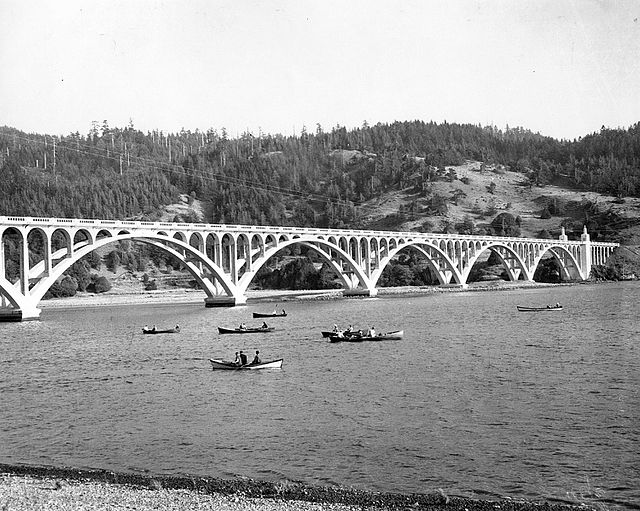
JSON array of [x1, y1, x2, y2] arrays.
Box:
[[0, 464, 596, 511]]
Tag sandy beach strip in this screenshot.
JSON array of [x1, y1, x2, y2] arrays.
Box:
[[0, 465, 593, 511], [36, 281, 575, 311]]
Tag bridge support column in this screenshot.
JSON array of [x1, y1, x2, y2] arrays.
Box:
[[580, 226, 592, 279], [19, 232, 29, 296]]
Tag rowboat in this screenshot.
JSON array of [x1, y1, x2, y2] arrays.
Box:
[[252, 311, 287, 318], [328, 330, 404, 342], [209, 358, 283, 370], [218, 326, 275, 334], [142, 326, 180, 334], [516, 305, 563, 312], [321, 329, 363, 338]]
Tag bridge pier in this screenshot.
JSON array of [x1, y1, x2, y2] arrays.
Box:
[[204, 295, 247, 307], [0, 306, 41, 322], [343, 288, 378, 298]]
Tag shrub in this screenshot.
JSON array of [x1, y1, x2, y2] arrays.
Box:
[[145, 280, 158, 291], [491, 212, 520, 237], [94, 276, 112, 293], [68, 260, 91, 292], [45, 275, 78, 298], [106, 250, 121, 273], [86, 251, 102, 270]]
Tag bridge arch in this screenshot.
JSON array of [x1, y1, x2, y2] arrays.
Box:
[[372, 240, 463, 286], [235, 235, 373, 295], [463, 242, 530, 282], [532, 244, 583, 280], [26, 233, 236, 305]]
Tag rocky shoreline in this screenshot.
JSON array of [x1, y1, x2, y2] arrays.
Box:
[[0, 464, 594, 511]]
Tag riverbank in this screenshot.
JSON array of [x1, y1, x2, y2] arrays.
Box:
[[38, 281, 580, 310], [0, 464, 595, 511]]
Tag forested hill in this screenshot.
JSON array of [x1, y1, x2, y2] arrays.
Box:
[[1, 120, 639, 231]]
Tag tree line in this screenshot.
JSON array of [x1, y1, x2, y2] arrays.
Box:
[[2, 120, 640, 227]]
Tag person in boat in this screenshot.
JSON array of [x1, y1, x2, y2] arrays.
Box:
[[239, 322, 247, 330], [367, 326, 376, 338], [175, 324, 180, 332], [252, 350, 261, 365], [332, 324, 339, 333], [143, 324, 149, 331], [281, 309, 285, 315], [346, 325, 353, 333], [556, 302, 561, 307], [152, 325, 156, 332], [261, 321, 268, 328], [239, 350, 248, 366], [234, 352, 240, 365]]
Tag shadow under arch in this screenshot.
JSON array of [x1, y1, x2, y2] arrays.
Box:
[[236, 236, 372, 295]]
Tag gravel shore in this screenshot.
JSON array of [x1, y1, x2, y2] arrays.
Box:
[[0, 465, 594, 511]]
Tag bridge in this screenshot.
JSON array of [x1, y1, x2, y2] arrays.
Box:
[[0, 216, 619, 321]]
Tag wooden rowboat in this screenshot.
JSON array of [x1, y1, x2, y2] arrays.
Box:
[[142, 326, 180, 334], [209, 358, 283, 370], [252, 311, 287, 318], [516, 305, 563, 312], [218, 326, 275, 334], [328, 330, 404, 342]]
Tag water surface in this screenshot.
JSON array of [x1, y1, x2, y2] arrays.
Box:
[[1, 283, 638, 509]]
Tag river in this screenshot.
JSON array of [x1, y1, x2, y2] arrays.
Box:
[[0, 282, 638, 510]]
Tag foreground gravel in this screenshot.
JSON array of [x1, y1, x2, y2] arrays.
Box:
[[0, 465, 595, 511]]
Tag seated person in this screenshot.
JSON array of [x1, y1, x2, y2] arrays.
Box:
[[252, 350, 261, 364]]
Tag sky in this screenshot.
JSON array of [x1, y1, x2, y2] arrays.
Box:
[[1, 0, 639, 140]]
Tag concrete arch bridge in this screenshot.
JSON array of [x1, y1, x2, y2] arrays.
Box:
[[0, 216, 618, 321]]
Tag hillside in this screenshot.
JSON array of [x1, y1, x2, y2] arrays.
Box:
[[357, 160, 640, 244]]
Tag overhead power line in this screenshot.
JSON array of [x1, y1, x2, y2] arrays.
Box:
[[0, 130, 365, 210]]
